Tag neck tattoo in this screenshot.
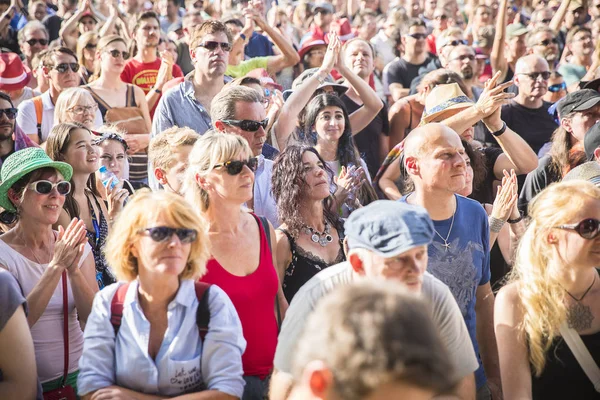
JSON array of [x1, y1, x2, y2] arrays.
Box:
[[565, 271, 597, 331], [303, 220, 333, 247], [434, 209, 455, 251]]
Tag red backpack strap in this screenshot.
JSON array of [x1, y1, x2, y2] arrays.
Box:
[[32, 96, 43, 143], [194, 282, 212, 342], [110, 283, 131, 336]]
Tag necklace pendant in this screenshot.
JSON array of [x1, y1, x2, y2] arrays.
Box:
[[443, 242, 450, 251], [311, 233, 320, 243], [567, 302, 595, 331]]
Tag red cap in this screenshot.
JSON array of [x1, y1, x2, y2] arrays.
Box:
[[329, 18, 355, 43], [0, 53, 32, 91], [298, 38, 327, 59]]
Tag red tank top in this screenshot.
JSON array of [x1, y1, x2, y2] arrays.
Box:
[[200, 214, 278, 378]]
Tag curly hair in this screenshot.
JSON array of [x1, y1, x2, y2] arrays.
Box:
[[508, 180, 600, 376], [303, 94, 378, 207], [271, 145, 342, 238]]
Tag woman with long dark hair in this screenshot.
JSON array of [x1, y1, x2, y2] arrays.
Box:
[[303, 93, 377, 215], [272, 145, 345, 302]]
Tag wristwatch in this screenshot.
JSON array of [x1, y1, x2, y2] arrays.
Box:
[[491, 121, 507, 137], [153, 87, 162, 94]]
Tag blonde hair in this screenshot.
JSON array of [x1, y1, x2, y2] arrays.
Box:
[[149, 127, 199, 170], [54, 87, 97, 124], [183, 131, 252, 212], [76, 31, 99, 68], [104, 189, 210, 281], [510, 180, 600, 376]]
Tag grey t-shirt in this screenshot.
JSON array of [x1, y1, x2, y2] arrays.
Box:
[[273, 262, 479, 381], [0, 269, 25, 331]]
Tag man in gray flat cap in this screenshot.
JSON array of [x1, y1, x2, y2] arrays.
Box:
[[269, 200, 478, 400]]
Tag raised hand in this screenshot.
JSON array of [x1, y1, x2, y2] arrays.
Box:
[[319, 32, 340, 76], [475, 71, 515, 120], [51, 218, 88, 274], [105, 177, 129, 220], [491, 169, 518, 223]]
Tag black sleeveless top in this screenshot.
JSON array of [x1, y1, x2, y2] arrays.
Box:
[[280, 229, 345, 303], [532, 330, 600, 399], [85, 84, 138, 120]]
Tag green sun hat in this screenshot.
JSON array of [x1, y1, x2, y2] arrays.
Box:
[[0, 147, 73, 212]]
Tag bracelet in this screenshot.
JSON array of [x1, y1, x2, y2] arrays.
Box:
[[153, 87, 162, 94], [507, 212, 523, 224], [491, 121, 507, 137], [239, 33, 247, 41], [489, 216, 505, 233], [316, 73, 327, 85]]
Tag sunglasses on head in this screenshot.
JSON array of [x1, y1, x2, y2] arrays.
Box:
[[198, 41, 232, 52], [221, 118, 269, 132], [214, 158, 258, 175], [27, 180, 71, 195], [536, 38, 558, 46], [85, 43, 97, 50], [556, 218, 600, 240], [106, 49, 130, 59], [26, 38, 48, 46], [408, 33, 427, 40], [54, 63, 80, 73], [548, 82, 567, 92], [518, 71, 551, 80], [142, 226, 198, 243], [0, 108, 17, 119]]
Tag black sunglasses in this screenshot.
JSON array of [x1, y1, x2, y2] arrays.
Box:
[[106, 49, 130, 59], [27, 180, 71, 195], [556, 218, 600, 240], [541, 18, 552, 24], [548, 82, 566, 93], [198, 41, 232, 52], [0, 108, 17, 119], [518, 71, 551, 80], [85, 43, 98, 50], [214, 158, 258, 175], [26, 38, 48, 46], [0, 210, 17, 225], [54, 63, 80, 73], [408, 33, 427, 40], [446, 39, 468, 47], [536, 38, 558, 46], [221, 118, 269, 132], [142, 226, 198, 243]]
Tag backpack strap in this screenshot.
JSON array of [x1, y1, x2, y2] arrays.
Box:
[[32, 96, 43, 143], [194, 282, 212, 342], [110, 283, 131, 336]]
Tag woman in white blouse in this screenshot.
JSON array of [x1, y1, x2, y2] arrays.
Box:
[[78, 190, 246, 399]]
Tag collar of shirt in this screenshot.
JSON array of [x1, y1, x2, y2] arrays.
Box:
[[182, 73, 233, 103], [125, 279, 196, 311]]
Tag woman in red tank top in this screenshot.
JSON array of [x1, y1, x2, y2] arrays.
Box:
[[183, 132, 288, 400]]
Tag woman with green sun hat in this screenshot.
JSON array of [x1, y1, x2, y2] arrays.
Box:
[[0, 147, 98, 396]]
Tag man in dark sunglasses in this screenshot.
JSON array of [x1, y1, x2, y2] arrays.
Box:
[[211, 85, 280, 227], [526, 27, 560, 72], [19, 21, 49, 69]]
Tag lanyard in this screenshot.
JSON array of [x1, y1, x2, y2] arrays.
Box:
[[86, 194, 100, 251]]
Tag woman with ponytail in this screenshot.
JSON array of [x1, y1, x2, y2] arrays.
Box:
[[495, 180, 600, 399]]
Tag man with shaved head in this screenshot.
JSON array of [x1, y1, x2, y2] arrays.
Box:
[[487, 54, 557, 155], [402, 123, 500, 400]]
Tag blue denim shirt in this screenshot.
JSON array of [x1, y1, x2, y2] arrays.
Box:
[[77, 280, 246, 398]]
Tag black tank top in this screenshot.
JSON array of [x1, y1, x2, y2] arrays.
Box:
[[280, 229, 345, 303], [532, 330, 600, 399]]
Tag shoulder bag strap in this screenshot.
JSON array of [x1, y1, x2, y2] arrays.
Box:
[[194, 282, 211, 342], [85, 86, 112, 110], [33, 96, 43, 143], [60, 271, 69, 387], [110, 283, 130, 335], [559, 323, 600, 392], [257, 215, 282, 331]]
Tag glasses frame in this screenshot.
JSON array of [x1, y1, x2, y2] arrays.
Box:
[[141, 226, 198, 243], [213, 158, 259, 175], [517, 71, 551, 81], [555, 218, 600, 240], [27, 180, 72, 196], [221, 118, 269, 132], [197, 41, 232, 52], [26, 38, 48, 46], [53, 63, 80, 73], [0, 108, 18, 119], [67, 104, 98, 115], [106, 49, 130, 60], [548, 82, 567, 93]]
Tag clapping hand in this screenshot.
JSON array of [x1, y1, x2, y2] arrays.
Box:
[[50, 218, 88, 274], [491, 169, 518, 223]]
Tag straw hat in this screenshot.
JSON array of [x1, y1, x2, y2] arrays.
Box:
[[421, 83, 473, 124]]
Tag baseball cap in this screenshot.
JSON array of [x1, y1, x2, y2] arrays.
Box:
[[563, 161, 600, 187], [313, 2, 334, 14], [506, 23, 529, 39], [557, 89, 600, 118], [345, 200, 434, 258], [585, 122, 600, 161]]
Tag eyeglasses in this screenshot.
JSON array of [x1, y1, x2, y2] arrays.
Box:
[[536, 38, 558, 46], [27, 180, 71, 195], [444, 39, 468, 48], [214, 158, 259, 175], [408, 33, 427, 40], [548, 82, 567, 92], [197, 41, 232, 52], [68, 105, 98, 115], [555, 218, 600, 240], [221, 118, 269, 132], [141, 226, 198, 243], [0, 210, 17, 225], [0, 108, 18, 119], [434, 14, 447, 20], [517, 71, 551, 80], [450, 54, 475, 62], [53, 63, 80, 73], [540, 18, 552, 24], [26, 38, 48, 46], [106, 49, 130, 59], [85, 43, 97, 50]]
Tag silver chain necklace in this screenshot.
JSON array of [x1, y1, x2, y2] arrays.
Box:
[[303, 221, 333, 247], [434, 211, 455, 251]]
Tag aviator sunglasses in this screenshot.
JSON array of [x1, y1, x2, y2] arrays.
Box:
[[27, 180, 72, 195], [555, 218, 600, 240], [54, 63, 80, 73], [221, 118, 269, 132], [214, 158, 258, 175], [548, 82, 567, 93], [198, 41, 232, 52], [142, 227, 198, 243]]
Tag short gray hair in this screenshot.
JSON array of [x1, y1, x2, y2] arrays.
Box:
[[18, 21, 49, 45], [210, 86, 263, 122]]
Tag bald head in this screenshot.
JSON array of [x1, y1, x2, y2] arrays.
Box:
[[404, 123, 463, 160], [515, 54, 549, 75]]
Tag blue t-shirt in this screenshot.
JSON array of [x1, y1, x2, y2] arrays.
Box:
[[401, 194, 490, 389], [245, 32, 275, 58]]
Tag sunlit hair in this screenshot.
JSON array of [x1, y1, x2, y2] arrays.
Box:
[[271, 145, 342, 238], [54, 87, 96, 125], [210, 85, 263, 122], [189, 20, 233, 51], [183, 130, 252, 212], [76, 31, 99, 69], [509, 180, 600, 376], [45, 122, 99, 218], [549, 125, 587, 178], [292, 280, 458, 399], [149, 126, 199, 170], [104, 189, 210, 281], [90, 35, 128, 81], [418, 69, 468, 96]]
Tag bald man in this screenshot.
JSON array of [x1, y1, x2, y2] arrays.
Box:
[[402, 123, 501, 400], [487, 54, 558, 155]]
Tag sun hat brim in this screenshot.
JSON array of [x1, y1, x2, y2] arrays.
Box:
[[421, 95, 474, 124], [0, 158, 73, 212]]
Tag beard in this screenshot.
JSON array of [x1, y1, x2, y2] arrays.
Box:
[[461, 66, 474, 80]]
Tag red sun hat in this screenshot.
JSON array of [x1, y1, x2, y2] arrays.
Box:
[[298, 38, 327, 60], [0, 53, 32, 91]]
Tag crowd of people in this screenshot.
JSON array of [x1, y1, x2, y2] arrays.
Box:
[[2, 0, 600, 399]]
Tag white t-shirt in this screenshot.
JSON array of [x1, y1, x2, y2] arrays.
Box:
[[12, 87, 41, 108], [273, 262, 479, 382]]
